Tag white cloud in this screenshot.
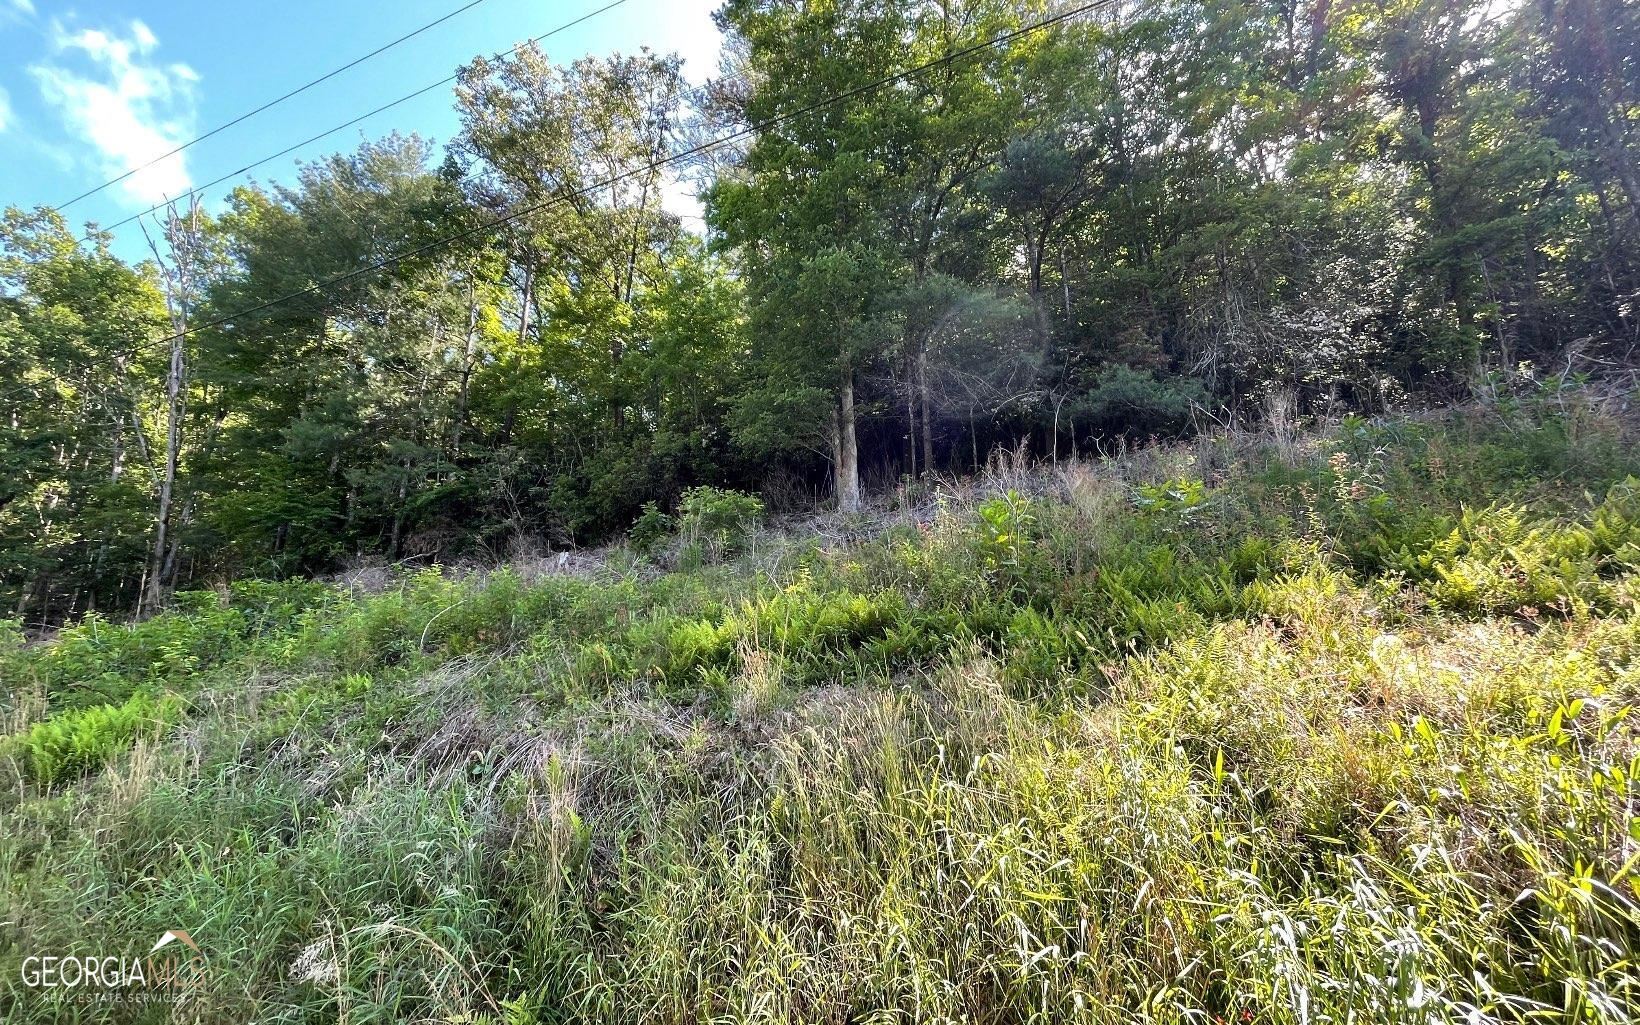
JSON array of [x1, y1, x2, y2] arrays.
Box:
[[30, 19, 199, 205], [0, 88, 10, 133], [647, 0, 723, 85], [11, 0, 36, 16]]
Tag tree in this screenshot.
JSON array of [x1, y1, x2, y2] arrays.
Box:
[[455, 45, 687, 446], [0, 208, 167, 617]]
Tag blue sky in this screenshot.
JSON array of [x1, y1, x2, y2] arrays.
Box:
[[0, 0, 723, 260]]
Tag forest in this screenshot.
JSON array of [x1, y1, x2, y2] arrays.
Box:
[[5, 1, 1640, 1021], [3, 0, 1634, 623]]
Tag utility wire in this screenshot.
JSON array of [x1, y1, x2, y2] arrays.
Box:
[[55, 0, 502, 211], [9, 0, 1122, 406], [0, 0, 1119, 418], [137, 0, 1121, 352], [82, 0, 633, 241]]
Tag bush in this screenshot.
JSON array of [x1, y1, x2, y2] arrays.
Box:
[[0, 618, 27, 696], [677, 486, 764, 563], [1067, 366, 1209, 438], [975, 490, 1036, 572], [1134, 477, 1209, 524], [34, 597, 248, 710], [628, 500, 676, 555]]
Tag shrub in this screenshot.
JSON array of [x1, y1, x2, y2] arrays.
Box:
[[677, 486, 764, 563], [628, 500, 676, 555], [35, 597, 248, 710], [1067, 366, 1208, 438], [0, 618, 27, 695], [229, 577, 338, 633], [1134, 476, 1209, 524]]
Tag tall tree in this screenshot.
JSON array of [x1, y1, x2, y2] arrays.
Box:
[[0, 209, 168, 617]]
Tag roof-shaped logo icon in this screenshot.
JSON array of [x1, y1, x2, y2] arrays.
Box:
[[151, 930, 200, 954]]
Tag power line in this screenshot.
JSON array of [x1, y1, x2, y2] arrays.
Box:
[[55, 0, 502, 211], [0, 0, 1119, 419], [82, 0, 633, 241], [7, 0, 1122, 408], [141, 0, 1121, 351]]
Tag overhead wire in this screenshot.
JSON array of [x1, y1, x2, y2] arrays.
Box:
[[81, 0, 634, 241], [144, 0, 1125, 350], [4, 0, 1125, 411], [55, 0, 503, 210]]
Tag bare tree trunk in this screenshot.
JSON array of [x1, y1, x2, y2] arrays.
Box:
[[904, 356, 918, 476], [451, 293, 481, 459], [611, 333, 625, 434], [111, 356, 128, 482], [128, 409, 154, 471], [389, 464, 409, 558], [16, 488, 61, 619], [917, 344, 933, 473], [1597, 114, 1640, 230], [145, 322, 183, 613], [141, 201, 199, 614], [1052, 393, 1065, 465], [111, 424, 125, 482], [835, 364, 861, 515], [500, 260, 534, 444], [1060, 247, 1073, 316]]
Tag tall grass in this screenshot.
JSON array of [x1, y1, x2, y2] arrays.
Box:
[[2, 397, 1638, 1023]]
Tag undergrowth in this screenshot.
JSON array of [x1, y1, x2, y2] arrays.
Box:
[[2, 400, 1638, 1023]]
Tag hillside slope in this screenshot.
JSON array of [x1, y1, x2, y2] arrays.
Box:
[[4, 398, 1640, 1024]]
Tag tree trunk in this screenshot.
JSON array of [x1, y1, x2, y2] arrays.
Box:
[[451, 294, 481, 459], [1060, 247, 1072, 316], [389, 465, 409, 559], [835, 364, 861, 515], [500, 260, 534, 444], [141, 201, 200, 615], [917, 344, 933, 473], [111, 355, 129, 482], [145, 327, 183, 614], [1052, 393, 1066, 465], [611, 335, 625, 434], [1596, 112, 1640, 230], [1027, 231, 1045, 311], [905, 354, 918, 476]]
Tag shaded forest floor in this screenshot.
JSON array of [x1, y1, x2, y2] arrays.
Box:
[[4, 391, 1640, 1023]]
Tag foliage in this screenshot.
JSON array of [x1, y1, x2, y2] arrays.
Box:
[[1134, 477, 1210, 524], [4, 0, 1639, 617], [674, 486, 765, 565], [676, 487, 763, 545], [627, 501, 675, 555], [1067, 367, 1208, 438], [1, 690, 182, 786], [975, 489, 1035, 572], [5, 406, 1640, 1022]]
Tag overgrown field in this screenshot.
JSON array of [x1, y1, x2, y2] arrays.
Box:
[[4, 398, 1640, 1023]]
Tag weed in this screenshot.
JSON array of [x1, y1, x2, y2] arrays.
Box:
[[3, 402, 1640, 1023]]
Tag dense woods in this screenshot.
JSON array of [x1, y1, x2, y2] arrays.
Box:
[[4, 0, 1638, 621]]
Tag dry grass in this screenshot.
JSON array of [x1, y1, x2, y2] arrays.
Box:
[[4, 400, 1640, 1023]]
